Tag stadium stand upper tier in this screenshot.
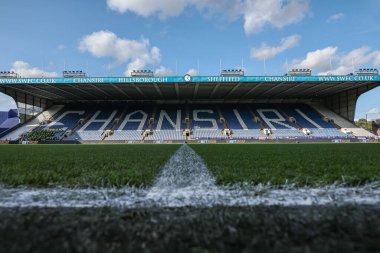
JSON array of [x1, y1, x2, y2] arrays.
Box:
[[1, 103, 376, 142]]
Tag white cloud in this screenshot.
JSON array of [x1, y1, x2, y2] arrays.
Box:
[[187, 68, 198, 76], [57, 44, 65, 50], [154, 66, 174, 76], [106, 0, 243, 19], [79, 30, 162, 76], [10, 61, 58, 78], [193, 0, 243, 20], [368, 108, 380, 114], [243, 0, 309, 34], [373, 51, 380, 66], [339, 47, 377, 68], [107, 0, 189, 19], [326, 13, 344, 23], [250, 34, 300, 60], [106, 0, 310, 34], [291, 46, 380, 75], [292, 47, 338, 73]]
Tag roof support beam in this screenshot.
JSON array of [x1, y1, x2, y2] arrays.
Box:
[[209, 83, 221, 98], [288, 83, 323, 98], [153, 83, 164, 99], [241, 82, 265, 98], [70, 85, 100, 99], [312, 86, 348, 97], [269, 82, 307, 98], [89, 84, 113, 98], [132, 83, 146, 98], [225, 82, 242, 98], [259, 82, 285, 97], [0, 85, 52, 100], [44, 83, 86, 100], [175, 82, 180, 99], [24, 84, 67, 100], [193, 82, 200, 98], [315, 82, 368, 97], [111, 84, 132, 99]]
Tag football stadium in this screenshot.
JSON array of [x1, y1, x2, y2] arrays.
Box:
[[1, 0, 380, 252], [1, 69, 380, 252], [1, 69, 379, 143]]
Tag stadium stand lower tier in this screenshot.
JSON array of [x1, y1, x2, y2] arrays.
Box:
[[1, 103, 376, 142]]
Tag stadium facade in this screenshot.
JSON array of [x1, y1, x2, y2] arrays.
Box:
[[0, 74, 379, 143], [0, 109, 19, 133]]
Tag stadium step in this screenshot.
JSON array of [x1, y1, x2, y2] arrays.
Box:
[[101, 109, 126, 140], [276, 106, 306, 135], [311, 104, 376, 138], [310, 104, 356, 128], [247, 106, 265, 130], [62, 111, 94, 140]]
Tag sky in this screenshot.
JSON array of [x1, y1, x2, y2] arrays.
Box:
[[0, 0, 380, 119]]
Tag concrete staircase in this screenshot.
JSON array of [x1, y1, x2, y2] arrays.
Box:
[[310, 104, 376, 138]]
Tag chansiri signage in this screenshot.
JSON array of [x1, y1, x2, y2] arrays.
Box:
[[0, 75, 379, 85]]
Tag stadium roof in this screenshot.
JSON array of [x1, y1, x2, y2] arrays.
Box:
[[0, 75, 379, 102]]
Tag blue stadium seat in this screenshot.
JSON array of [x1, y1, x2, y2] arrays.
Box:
[[22, 103, 351, 141]]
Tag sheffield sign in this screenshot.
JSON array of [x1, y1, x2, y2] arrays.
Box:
[[0, 75, 379, 85]]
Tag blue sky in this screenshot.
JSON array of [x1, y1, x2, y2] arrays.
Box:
[[0, 0, 380, 119]]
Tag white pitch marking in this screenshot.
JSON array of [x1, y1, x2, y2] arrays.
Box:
[[1, 146, 380, 208]]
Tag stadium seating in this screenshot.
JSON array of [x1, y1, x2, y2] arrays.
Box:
[[5, 103, 372, 141], [21, 129, 64, 141], [190, 105, 226, 140], [147, 130, 186, 141], [66, 131, 103, 141], [0, 105, 64, 141], [311, 104, 376, 138], [146, 105, 187, 141], [229, 129, 264, 139], [107, 130, 144, 141]]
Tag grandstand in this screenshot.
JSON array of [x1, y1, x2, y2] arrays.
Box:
[[0, 72, 379, 143]]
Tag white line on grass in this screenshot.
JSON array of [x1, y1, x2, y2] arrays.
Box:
[[1, 145, 380, 208]]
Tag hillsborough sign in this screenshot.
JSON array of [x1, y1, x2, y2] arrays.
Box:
[[0, 75, 379, 85]]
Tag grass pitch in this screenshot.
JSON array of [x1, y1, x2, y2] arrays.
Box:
[[1, 205, 379, 253], [0, 145, 180, 187], [1, 143, 380, 188], [192, 143, 380, 186]]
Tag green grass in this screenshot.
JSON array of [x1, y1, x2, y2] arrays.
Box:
[[1, 206, 380, 253], [0, 145, 180, 187], [2, 143, 380, 188], [191, 143, 380, 186]]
